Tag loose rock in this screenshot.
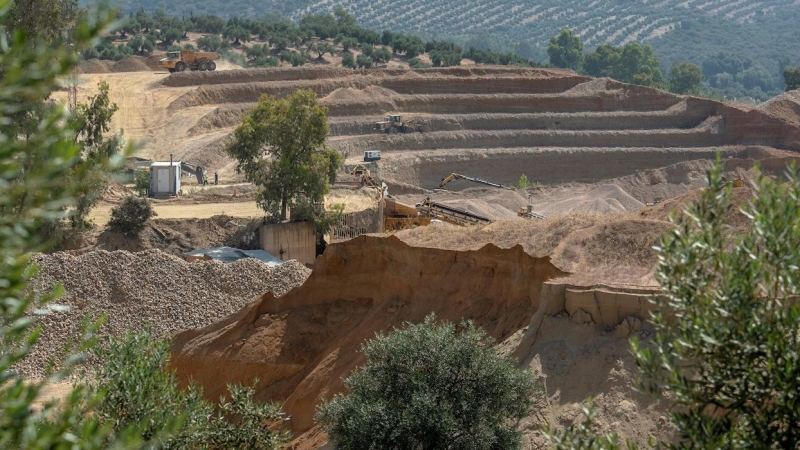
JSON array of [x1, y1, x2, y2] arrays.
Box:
[[18, 249, 311, 378]]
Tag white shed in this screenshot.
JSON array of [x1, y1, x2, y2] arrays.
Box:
[[150, 161, 181, 196]]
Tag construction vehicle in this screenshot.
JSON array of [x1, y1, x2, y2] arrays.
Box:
[[518, 195, 546, 220], [350, 164, 379, 187], [374, 115, 423, 134], [160, 50, 220, 73], [439, 173, 508, 189], [416, 197, 492, 226]]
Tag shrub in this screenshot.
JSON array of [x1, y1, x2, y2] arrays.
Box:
[[134, 170, 150, 196], [355, 53, 372, 69], [108, 196, 155, 236], [316, 314, 539, 449], [88, 328, 289, 448], [408, 57, 431, 69], [517, 174, 531, 189], [341, 50, 355, 68]]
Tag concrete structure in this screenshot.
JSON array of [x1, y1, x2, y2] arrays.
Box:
[[150, 161, 181, 196], [259, 221, 316, 266]]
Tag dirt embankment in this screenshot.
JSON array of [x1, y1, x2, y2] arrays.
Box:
[[161, 65, 576, 88], [171, 235, 565, 434], [170, 231, 679, 448]]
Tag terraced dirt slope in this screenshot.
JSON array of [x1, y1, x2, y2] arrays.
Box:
[[72, 66, 800, 217], [152, 66, 800, 187]]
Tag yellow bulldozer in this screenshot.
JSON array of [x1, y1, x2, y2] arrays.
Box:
[[160, 50, 220, 73], [374, 115, 423, 134]]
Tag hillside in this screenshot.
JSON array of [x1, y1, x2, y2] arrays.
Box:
[[103, 0, 800, 78]]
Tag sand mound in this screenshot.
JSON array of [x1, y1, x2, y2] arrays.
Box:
[[20, 250, 311, 378], [759, 90, 800, 127], [79, 58, 113, 74], [144, 54, 165, 70], [112, 56, 151, 72]]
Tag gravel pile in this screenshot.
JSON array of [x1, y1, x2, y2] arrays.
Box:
[[19, 249, 311, 378]]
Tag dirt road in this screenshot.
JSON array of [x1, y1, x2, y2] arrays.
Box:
[[89, 201, 263, 226]]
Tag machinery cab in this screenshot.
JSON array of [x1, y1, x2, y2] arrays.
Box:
[[387, 115, 403, 125], [160, 51, 182, 69], [374, 121, 390, 132]]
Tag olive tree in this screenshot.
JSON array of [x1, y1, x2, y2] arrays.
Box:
[[225, 89, 343, 224], [316, 314, 539, 449], [632, 161, 800, 447], [549, 161, 800, 449]]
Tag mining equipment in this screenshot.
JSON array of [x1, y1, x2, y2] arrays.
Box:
[[160, 50, 220, 73], [351, 164, 379, 187], [364, 150, 382, 162], [517, 195, 545, 220], [439, 173, 508, 189], [374, 115, 423, 133], [415, 197, 492, 226]]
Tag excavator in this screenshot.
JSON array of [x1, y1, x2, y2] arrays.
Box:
[[439, 173, 508, 189]]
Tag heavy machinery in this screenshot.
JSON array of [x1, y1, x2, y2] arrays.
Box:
[[374, 115, 423, 134], [160, 50, 220, 73], [416, 197, 492, 226], [439, 173, 507, 189], [517, 195, 546, 220], [351, 164, 379, 187]]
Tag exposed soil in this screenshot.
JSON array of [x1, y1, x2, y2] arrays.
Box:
[[49, 66, 800, 449]]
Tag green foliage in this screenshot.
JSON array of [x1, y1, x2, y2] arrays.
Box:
[[160, 27, 181, 46], [108, 196, 155, 236], [134, 170, 150, 196], [316, 314, 539, 449], [584, 44, 620, 77], [548, 29, 583, 70], [632, 160, 800, 447], [341, 50, 355, 68], [785, 66, 800, 91], [0, 3, 152, 448], [226, 89, 338, 224], [355, 53, 372, 68], [197, 34, 229, 52], [616, 42, 664, 88], [280, 49, 308, 66], [517, 174, 531, 189], [372, 46, 392, 63], [669, 61, 704, 95], [7, 0, 80, 41], [88, 328, 289, 449], [407, 57, 431, 69]]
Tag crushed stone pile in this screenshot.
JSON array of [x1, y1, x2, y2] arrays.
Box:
[[19, 249, 311, 378]]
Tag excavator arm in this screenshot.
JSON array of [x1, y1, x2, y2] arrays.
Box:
[[439, 173, 507, 189], [439, 173, 463, 188]]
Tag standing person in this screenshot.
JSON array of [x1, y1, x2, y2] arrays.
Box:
[[203, 171, 208, 186], [214, 171, 218, 185]]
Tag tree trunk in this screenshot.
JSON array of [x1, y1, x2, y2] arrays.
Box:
[[281, 196, 287, 221]]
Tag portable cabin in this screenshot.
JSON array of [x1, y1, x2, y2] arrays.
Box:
[[149, 161, 181, 196], [363, 150, 381, 162]]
